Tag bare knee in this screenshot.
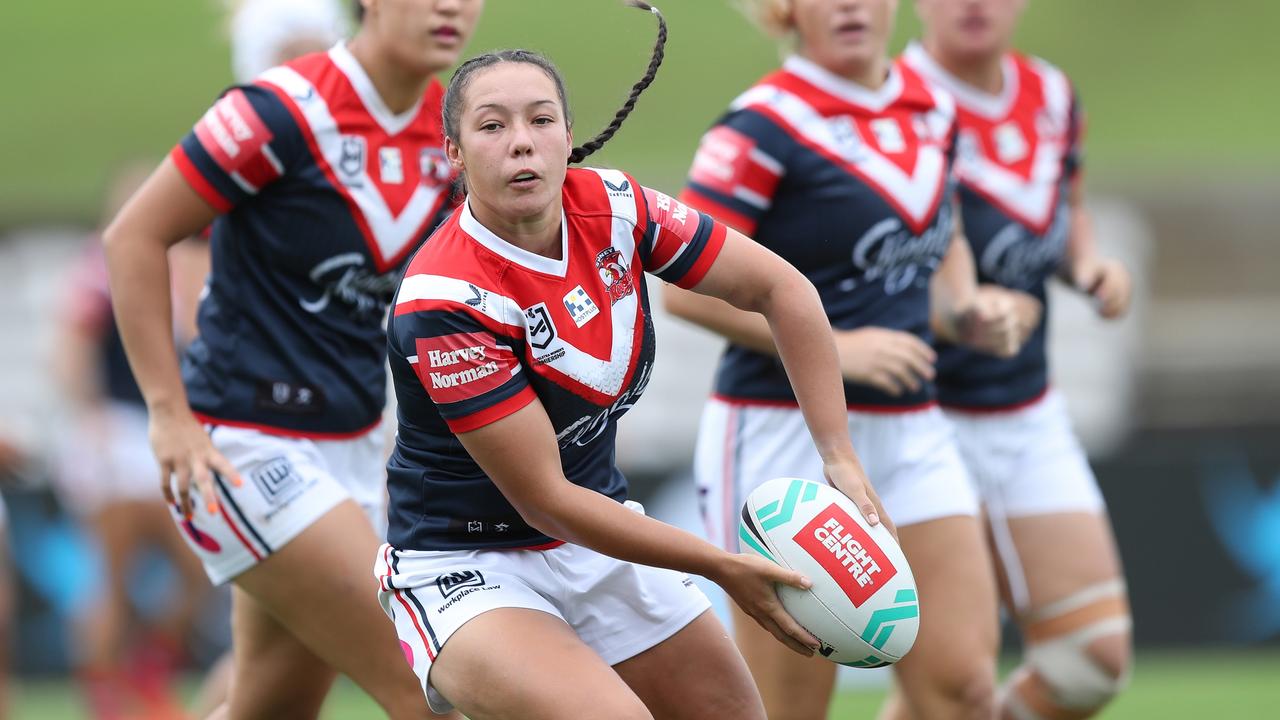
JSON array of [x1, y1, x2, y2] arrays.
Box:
[[941, 663, 998, 719]]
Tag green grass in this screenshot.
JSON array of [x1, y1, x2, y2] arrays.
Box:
[[3, 1, 1277, 225], [10, 650, 1280, 719]]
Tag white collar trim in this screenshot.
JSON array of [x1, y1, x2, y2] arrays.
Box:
[[459, 200, 569, 277], [327, 42, 423, 136], [783, 54, 903, 112], [903, 42, 1018, 120]]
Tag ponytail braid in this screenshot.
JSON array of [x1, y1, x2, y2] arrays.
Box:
[[568, 1, 668, 164]]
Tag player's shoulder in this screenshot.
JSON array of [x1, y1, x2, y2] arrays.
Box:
[[563, 167, 645, 227], [895, 57, 956, 120], [396, 226, 522, 334], [1007, 51, 1076, 111]]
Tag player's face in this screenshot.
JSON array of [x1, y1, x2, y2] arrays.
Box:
[[916, 0, 1025, 60], [367, 0, 484, 76], [448, 63, 573, 223], [792, 0, 899, 79]]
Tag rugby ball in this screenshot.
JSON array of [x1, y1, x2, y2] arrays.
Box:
[[739, 477, 919, 667]]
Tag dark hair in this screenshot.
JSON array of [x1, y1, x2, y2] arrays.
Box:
[[353, 0, 365, 24], [441, 0, 668, 165]]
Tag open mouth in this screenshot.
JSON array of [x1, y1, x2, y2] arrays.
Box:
[[836, 20, 869, 38], [510, 170, 540, 189]]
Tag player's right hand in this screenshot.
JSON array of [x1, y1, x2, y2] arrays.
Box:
[[714, 553, 820, 657], [833, 327, 936, 396], [148, 405, 242, 519]]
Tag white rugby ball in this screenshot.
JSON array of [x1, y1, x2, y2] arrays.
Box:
[[739, 477, 919, 667]]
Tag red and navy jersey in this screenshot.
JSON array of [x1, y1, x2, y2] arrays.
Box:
[[171, 44, 456, 437], [681, 56, 957, 410], [903, 44, 1082, 410], [386, 168, 726, 551]]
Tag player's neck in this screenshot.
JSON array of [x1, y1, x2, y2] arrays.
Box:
[[924, 39, 1005, 95], [346, 37, 436, 114], [800, 51, 892, 92], [470, 197, 564, 261]]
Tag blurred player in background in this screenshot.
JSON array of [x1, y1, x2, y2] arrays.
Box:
[[54, 163, 213, 720], [665, 0, 1041, 717], [103, 1, 482, 717], [227, 0, 351, 85], [904, 1, 1133, 717], [376, 8, 887, 715]]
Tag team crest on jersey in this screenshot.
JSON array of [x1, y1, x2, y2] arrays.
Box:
[[419, 148, 451, 188], [595, 247, 634, 305], [563, 285, 600, 328], [338, 135, 366, 183], [524, 303, 557, 350]]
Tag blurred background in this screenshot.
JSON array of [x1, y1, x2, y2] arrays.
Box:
[[2, 0, 1278, 717]]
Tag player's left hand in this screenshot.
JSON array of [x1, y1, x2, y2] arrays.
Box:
[[958, 287, 1042, 358], [824, 459, 896, 539], [1072, 256, 1132, 319]]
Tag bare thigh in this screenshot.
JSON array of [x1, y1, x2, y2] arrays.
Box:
[[232, 500, 450, 720], [891, 515, 1000, 720], [224, 586, 335, 720], [614, 609, 765, 720], [997, 512, 1130, 671], [430, 607, 651, 720], [730, 603, 837, 720]]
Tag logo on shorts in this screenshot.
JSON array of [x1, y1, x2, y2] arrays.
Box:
[[252, 457, 307, 511], [437, 570, 486, 598]]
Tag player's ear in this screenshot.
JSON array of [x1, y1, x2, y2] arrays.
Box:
[[445, 136, 464, 172]]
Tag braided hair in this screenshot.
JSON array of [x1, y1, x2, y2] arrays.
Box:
[[441, 1, 668, 165]]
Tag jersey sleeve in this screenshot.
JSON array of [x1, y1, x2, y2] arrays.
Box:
[[392, 298, 534, 434], [678, 110, 788, 236], [638, 186, 728, 289], [170, 84, 301, 213]]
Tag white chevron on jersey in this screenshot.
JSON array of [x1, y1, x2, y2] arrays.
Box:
[[956, 135, 1064, 230], [732, 84, 949, 230], [396, 273, 525, 329], [903, 44, 1076, 231], [407, 183, 645, 398], [258, 65, 449, 268]]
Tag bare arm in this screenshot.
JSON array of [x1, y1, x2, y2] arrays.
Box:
[[102, 157, 242, 514], [1060, 183, 1131, 319], [457, 399, 819, 655], [674, 228, 890, 530], [929, 210, 1041, 357]]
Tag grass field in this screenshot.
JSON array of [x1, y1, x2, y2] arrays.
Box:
[[4, 1, 1278, 226], [9, 650, 1280, 719]]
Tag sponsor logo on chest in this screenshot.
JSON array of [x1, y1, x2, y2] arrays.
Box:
[[563, 285, 600, 328]]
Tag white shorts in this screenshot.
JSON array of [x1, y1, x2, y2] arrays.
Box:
[[374, 502, 711, 714], [944, 390, 1105, 518], [175, 422, 388, 585], [694, 398, 979, 551], [55, 402, 165, 515]]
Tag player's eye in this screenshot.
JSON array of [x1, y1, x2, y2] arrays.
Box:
[[532, 116, 555, 126], [479, 121, 502, 132]]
